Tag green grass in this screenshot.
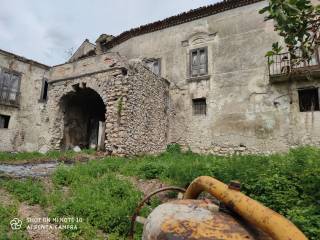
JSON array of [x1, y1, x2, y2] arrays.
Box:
[[51, 162, 141, 239], [0, 149, 96, 164], [0, 203, 29, 240], [105, 145, 320, 239], [0, 145, 319, 239], [0, 179, 47, 206]]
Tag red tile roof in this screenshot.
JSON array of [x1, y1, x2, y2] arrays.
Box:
[[106, 0, 264, 49]]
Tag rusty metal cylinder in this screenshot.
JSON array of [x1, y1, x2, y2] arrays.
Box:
[[183, 176, 308, 240], [142, 199, 271, 240]]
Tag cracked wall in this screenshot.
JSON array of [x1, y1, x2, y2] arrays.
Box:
[[110, 1, 320, 154]]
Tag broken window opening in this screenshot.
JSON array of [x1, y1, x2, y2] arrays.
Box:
[[0, 114, 10, 128], [144, 58, 161, 76], [192, 98, 207, 115], [190, 47, 208, 77], [0, 68, 21, 106], [40, 78, 49, 102], [298, 88, 320, 112]]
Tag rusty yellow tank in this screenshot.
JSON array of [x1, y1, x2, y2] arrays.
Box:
[[143, 199, 272, 240], [134, 176, 308, 240]]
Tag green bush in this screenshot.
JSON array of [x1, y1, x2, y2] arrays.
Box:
[[138, 162, 167, 179], [166, 143, 181, 154]]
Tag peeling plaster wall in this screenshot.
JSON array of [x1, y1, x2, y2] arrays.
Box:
[[47, 53, 169, 155], [110, 1, 320, 154], [0, 53, 49, 152]]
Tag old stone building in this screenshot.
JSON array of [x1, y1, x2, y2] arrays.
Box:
[[1, 0, 320, 155]]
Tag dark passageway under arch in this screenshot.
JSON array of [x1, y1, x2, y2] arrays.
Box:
[[60, 88, 106, 151]]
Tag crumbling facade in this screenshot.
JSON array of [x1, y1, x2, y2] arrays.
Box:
[[0, 0, 320, 155]]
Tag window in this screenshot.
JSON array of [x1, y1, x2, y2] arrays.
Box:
[[0, 114, 10, 128], [298, 88, 320, 112], [190, 47, 208, 77], [40, 78, 48, 101], [192, 98, 207, 115], [144, 58, 161, 76], [0, 68, 21, 106]]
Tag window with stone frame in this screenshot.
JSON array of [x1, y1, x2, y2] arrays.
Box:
[[190, 47, 208, 77], [298, 88, 320, 112], [0, 68, 21, 106], [144, 58, 161, 76], [192, 98, 207, 115]]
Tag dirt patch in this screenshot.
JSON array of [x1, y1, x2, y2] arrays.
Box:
[[0, 188, 15, 207], [117, 175, 181, 202], [18, 203, 60, 240]]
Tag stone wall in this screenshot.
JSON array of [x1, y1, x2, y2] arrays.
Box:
[[0, 50, 49, 152], [112, 61, 170, 155], [47, 53, 169, 155]]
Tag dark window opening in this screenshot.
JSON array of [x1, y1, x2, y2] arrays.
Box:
[[121, 68, 128, 76], [144, 58, 161, 76], [298, 88, 320, 112], [190, 47, 208, 77], [193, 98, 207, 115], [0, 114, 10, 128], [40, 79, 48, 101]]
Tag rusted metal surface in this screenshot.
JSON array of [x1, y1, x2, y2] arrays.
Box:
[[184, 176, 308, 240], [143, 199, 271, 240], [129, 186, 186, 240]]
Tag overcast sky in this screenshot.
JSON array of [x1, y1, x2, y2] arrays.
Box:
[[0, 0, 219, 66]]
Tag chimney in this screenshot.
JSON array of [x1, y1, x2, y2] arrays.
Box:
[[95, 34, 115, 54]]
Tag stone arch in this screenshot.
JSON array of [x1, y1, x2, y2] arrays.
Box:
[[58, 87, 106, 151]]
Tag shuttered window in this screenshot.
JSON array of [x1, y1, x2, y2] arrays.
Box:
[[190, 47, 208, 77], [0, 68, 21, 106]]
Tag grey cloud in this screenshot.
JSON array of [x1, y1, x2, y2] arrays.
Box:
[[0, 0, 217, 65]]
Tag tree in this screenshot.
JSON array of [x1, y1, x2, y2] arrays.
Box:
[[260, 0, 320, 66]]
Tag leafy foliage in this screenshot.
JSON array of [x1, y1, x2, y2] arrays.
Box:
[[260, 0, 320, 65]]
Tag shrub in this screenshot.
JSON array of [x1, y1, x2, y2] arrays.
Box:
[[166, 144, 181, 154], [0, 179, 47, 206], [138, 162, 166, 179]]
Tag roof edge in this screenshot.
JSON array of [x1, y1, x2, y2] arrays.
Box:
[[106, 0, 265, 49], [0, 48, 50, 69]]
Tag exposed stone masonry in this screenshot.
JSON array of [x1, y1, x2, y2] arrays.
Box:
[[46, 54, 169, 156]]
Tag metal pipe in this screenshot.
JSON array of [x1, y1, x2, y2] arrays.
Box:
[[184, 176, 308, 240], [129, 186, 186, 240]]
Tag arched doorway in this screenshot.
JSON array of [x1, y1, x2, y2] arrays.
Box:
[[60, 87, 106, 151]]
